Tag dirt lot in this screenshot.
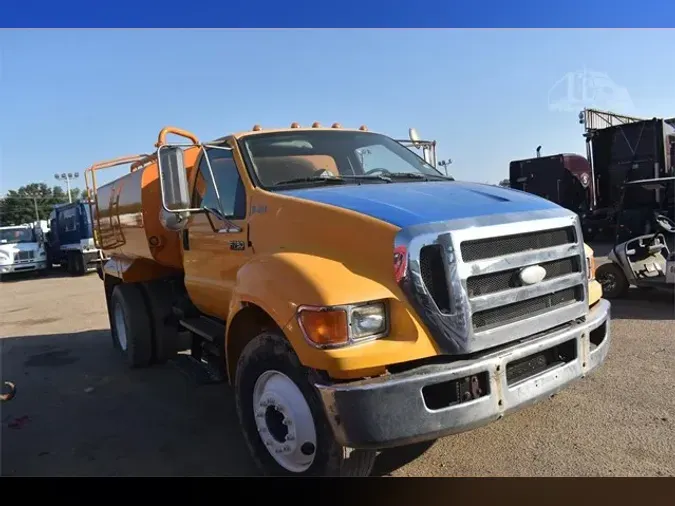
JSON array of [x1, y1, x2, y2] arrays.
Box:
[[1, 265, 674, 477]]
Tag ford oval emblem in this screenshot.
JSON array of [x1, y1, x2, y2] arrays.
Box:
[[519, 265, 547, 285]]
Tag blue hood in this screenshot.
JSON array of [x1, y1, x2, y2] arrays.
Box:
[[278, 181, 560, 229]]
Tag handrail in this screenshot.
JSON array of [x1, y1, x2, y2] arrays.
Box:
[[84, 154, 151, 250], [83, 125, 199, 250], [155, 126, 199, 148]]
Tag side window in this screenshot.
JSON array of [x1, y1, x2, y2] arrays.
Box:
[[192, 148, 246, 219], [62, 208, 77, 232]]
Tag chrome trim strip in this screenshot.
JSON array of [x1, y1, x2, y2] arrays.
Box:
[[460, 243, 580, 278], [468, 273, 585, 313]]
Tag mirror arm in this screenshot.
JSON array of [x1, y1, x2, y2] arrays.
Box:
[[203, 207, 242, 234]]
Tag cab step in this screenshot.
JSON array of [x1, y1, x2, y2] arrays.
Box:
[[179, 316, 225, 343]]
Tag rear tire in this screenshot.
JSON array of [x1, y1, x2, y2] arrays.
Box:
[[71, 252, 86, 276], [234, 331, 376, 477], [140, 281, 183, 365], [596, 262, 630, 299], [110, 284, 153, 368]]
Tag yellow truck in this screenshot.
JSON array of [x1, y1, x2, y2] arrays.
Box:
[[85, 123, 610, 477]]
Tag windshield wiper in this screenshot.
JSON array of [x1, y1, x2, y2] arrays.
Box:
[[273, 176, 349, 187], [339, 174, 392, 182], [387, 172, 454, 181], [273, 174, 393, 186]]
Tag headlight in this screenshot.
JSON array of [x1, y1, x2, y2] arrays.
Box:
[[586, 255, 596, 280], [297, 301, 389, 348]]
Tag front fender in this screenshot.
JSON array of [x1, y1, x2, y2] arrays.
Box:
[[227, 252, 441, 379]]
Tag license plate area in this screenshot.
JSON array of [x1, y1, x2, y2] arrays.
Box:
[[506, 339, 577, 386]]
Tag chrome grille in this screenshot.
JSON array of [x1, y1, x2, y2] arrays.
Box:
[[460, 226, 576, 262], [15, 251, 35, 262], [465, 256, 579, 298], [396, 209, 589, 355], [472, 286, 583, 331]]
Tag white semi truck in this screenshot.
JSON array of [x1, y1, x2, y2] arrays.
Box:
[[0, 222, 49, 279]]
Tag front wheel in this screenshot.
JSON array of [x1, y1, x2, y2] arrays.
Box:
[[234, 331, 376, 477], [596, 262, 630, 299]]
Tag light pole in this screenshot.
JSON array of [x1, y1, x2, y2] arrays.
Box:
[[54, 172, 80, 203], [438, 159, 453, 176], [24, 193, 41, 222]]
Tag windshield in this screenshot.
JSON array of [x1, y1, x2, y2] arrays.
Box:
[[240, 130, 448, 189], [0, 227, 35, 244]]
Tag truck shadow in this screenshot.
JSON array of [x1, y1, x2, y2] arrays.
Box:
[[1, 329, 417, 477], [608, 288, 675, 321], [1, 329, 256, 476], [371, 440, 437, 476]]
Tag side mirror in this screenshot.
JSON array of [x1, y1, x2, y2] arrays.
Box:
[[158, 146, 190, 211]]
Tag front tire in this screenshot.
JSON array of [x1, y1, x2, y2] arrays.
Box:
[[596, 262, 630, 299], [234, 331, 376, 477], [110, 284, 153, 368]]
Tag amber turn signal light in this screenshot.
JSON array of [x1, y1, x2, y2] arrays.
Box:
[[587, 256, 596, 280], [298, 309, 349, 346]]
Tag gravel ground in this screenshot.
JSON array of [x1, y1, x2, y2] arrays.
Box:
[[1, 262, 674, 477]]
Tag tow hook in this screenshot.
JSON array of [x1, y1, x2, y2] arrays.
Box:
[[458, 375, 484, 402]]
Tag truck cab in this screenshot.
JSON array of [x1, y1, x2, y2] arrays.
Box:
[[0, 223, 48, 278], [86, 123, 610, 477], [47, 200, 101, 276]]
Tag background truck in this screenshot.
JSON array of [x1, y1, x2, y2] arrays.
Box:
[[86, 123, 610, 477], [46, 200, 101, 275], [0, 222, 48, 279], [509, 109, 675, 240], [509, 153, 592, 214]]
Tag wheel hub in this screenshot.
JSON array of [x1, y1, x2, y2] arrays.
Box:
[[601, 273, 616, 291], [252, 371, 317, 473]]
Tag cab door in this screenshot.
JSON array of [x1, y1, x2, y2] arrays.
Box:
[[182, 145, 250, 320]]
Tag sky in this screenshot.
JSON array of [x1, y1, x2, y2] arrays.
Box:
[[1, 29, 674, 193]]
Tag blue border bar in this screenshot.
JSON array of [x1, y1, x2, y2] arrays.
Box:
[[2, 0, 674, 28]]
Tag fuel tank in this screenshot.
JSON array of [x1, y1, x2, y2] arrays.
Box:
[[93, 148, 199, 270]]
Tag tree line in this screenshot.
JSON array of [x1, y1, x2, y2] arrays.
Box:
[[0, 183, 89, 226]]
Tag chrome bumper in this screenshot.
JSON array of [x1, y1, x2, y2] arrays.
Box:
[[315, 298, 611, 450], [0, 261, 47, 274]]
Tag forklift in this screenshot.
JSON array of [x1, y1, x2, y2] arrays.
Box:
[[595, 177, 675, 299]]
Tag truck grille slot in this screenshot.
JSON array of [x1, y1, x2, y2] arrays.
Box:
[[466, 257, 580, 297], [472, 286, 583, 331], [460, 226, 576, 262], [16, 251, 35, 262], [419, 244, 451, 313]]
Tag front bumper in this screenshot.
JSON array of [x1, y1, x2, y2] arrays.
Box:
[[83, 250, 101, 266], [0, 261, 47, 274], [315, 298, 611, 450]]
